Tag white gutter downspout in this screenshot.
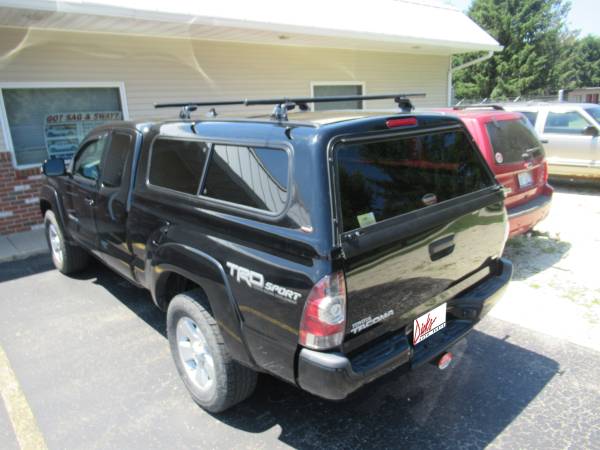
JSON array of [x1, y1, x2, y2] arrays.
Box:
[[447, 50, 494, 106]]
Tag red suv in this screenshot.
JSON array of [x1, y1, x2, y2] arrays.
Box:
[[438, 106, 553, 237]]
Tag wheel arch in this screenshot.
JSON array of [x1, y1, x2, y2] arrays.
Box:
[[39, 184, 68, 227], [151, 243, 255, 368]]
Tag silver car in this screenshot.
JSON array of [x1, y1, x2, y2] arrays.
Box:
[[502, 102, 600, 178]]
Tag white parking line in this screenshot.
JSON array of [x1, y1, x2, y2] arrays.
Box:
[[0, 345, 47, 450]]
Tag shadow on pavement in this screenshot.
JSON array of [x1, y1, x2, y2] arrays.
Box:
[[220, 332, 558, 449], [29, 254, 559, 449], [504, 231, 571, 281], [84, 260, 166, 338], [0, 254, 54, 283]]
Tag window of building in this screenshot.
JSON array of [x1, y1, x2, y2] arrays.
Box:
[[148, 138, 209, 195], [202, 145, 289, 213], [312, 84, 364, 111], [1, 86, 124, 167], [544, 111, 592, 135]]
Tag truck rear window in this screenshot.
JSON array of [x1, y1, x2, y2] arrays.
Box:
[[485, 118, 543, 164], [335, 130, 494, 232]]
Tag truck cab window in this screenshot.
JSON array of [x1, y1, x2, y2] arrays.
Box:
[[102, 132, 133, 187], [73, 137, 108, 181]]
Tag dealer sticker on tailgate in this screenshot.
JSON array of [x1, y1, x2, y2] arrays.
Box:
[[413, 303, 447, 345]]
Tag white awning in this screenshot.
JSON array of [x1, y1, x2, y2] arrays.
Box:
[[0, 0, 501, 54]]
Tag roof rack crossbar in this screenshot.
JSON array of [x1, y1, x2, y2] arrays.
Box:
[[154, 92, 426, 120]]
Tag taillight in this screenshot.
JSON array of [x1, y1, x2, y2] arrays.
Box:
[[299, 271, 347, 350], [386, 117, 418, 128], [542, 161, 549, 183]]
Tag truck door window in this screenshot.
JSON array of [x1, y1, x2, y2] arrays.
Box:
[[335, 130, 494, 232], [102, 132, 133, 187], [148, 138, 208, 194], [73, 137, 108, 181], [544, 111, 591, 135], [202, 145, 289, 213]]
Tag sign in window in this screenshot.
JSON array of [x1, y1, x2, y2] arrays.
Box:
[[2, 87, 123, 166], [44, 111, 122, 159]]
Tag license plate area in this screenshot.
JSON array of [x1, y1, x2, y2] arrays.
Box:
[[518, 171, 533, 188], [413, 303, 447, 345]]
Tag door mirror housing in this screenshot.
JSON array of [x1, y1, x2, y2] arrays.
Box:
[[583, 125, 599, 137], [42, 158, 66, 177]]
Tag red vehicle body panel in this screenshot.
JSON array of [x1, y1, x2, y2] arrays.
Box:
[[438, 109, 553, 237]]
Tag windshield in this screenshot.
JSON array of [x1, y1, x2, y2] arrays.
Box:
[[584, 107, 600, 124], [486, 118, 544, 165], [335, 130, 494, 232]]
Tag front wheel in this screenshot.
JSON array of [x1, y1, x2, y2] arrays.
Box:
[[167, 290, 257, 413], [44, 210, 89, 274]]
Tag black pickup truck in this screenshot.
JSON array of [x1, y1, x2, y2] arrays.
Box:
[[40, 94, 512, 413]]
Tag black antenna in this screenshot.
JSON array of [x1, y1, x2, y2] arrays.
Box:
[[155, 93, 426, 121]]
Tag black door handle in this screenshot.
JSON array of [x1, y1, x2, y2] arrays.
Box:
[[429, 235, 455, 261], [85, 197, 95, 206], [540, 139, 549, 144]]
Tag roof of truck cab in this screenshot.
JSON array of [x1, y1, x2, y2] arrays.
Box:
[[93, 110, 459, 135], [244, 109, 444, 126]]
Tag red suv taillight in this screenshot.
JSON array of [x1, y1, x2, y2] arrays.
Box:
[[542, 160, 549, 183], [299, 271, 347, 350]]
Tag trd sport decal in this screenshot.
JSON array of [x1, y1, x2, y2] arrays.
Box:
[[226, 262, 302, 304]]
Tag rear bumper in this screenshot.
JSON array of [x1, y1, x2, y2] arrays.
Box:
[[507, 185, 553, 238], [296, 258, 513, 401]]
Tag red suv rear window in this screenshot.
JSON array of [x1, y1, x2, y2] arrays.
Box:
[[485, 118, 544, 164]]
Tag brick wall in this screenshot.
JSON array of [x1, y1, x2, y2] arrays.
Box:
[[0, 152, 44, 235]]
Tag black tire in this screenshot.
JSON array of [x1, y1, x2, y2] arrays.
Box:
[[44, 210, 89, 274], [167, 290, 257, 413]]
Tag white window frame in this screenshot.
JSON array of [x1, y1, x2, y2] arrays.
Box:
[[310, 81, 366, 112], [0, 81, 129, 170]]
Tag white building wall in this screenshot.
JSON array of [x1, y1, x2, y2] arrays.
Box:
[[0, 26, 451, 154]]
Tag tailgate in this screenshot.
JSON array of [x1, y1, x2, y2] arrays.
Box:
[[331, 126, 507, 353]]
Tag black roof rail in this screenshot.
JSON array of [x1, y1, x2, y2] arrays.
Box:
[[453, 104, 505, 111], [155, 93, 426, 121]]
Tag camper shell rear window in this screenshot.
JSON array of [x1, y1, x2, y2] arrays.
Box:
[[334, 129, 495, 232]]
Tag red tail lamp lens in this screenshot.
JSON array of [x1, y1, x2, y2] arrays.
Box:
[[299, 271, 347, 350], [386, 117, 418, 128]]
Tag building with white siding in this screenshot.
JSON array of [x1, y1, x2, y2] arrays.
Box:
[[0, 0, 500, 234]]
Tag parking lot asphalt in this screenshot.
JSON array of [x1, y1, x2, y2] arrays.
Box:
[[1, 253, 599, 450]]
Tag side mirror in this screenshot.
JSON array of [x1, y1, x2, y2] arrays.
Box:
[[583, 126, 599, 137], [42, 158, 66, 177]]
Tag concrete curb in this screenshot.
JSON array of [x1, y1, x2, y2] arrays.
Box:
[[0, 248, 49, 265], [0, 229, 49, 264]]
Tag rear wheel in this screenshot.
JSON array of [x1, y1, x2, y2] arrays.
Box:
[[44, 210, 89, 274], [167, 290, 257, 413]]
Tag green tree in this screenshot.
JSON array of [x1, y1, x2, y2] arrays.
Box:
[[453, 0, 571, 100], [558, 35, 600, 89]]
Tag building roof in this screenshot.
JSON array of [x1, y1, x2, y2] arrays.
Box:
[[0, 0, 501, 55]]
